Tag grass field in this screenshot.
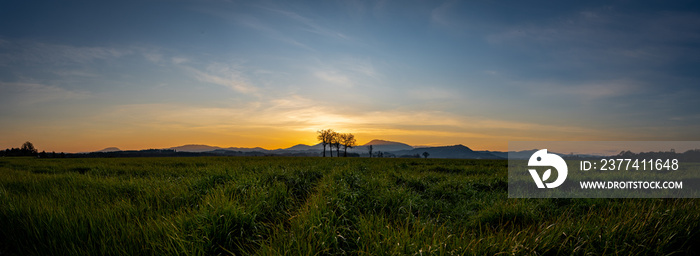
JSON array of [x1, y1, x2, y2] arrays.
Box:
[[0, 156, 698, 255]]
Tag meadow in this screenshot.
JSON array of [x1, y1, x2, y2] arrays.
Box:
[[0, 156, 698, 255]]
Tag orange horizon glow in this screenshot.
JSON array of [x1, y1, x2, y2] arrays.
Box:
[[0, 132, 511, 153], [3, 122, 683, 154], [2, 101, 692, 153], [2, 99, 690, 153]]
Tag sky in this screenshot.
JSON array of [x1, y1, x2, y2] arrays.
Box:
[[1, 0, 700, 153]]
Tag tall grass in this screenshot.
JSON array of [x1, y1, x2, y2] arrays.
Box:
[[0, 157, 697, 255]]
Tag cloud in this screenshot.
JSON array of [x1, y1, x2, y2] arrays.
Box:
[[0, 39, 131, 66], [230, 95, 594, 139], [314, 70, 352, 87], [0, 81, 91, 106], [171, 57, 188, 64], [236, 14, 316, 51], [184, 63, 258, 94], [521, 79, 644, 101], [307, 57, 380, 89], [197, 6, 316, 51], [200, 4, 352, 50], [89, 87, 698, 151], [431, 1, 457, 27], [405, 87, 456, 101], [485, 7, 700, 59], [139, 48, 190, 65], [51, 70, 98, 78], [143, 52, 163, 63], [263, 7, 350, 41]]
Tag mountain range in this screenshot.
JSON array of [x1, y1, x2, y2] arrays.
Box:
[[167, 144, 267, 153], [92, 140, 556, 159]]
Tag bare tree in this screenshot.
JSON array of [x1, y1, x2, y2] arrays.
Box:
[[335, 140, 340, 157], [330, 131, 340, 157], [422, 152, 430, 159], [340, 133, 356, 157], [325, 130, 338, 157], [317, 129, 327, 157], [368, 145, 373, 158], [317, 129, 334, 157]]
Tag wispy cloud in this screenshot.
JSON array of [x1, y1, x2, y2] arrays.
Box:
[[51, 70, 98, 78], [485, 7, 700, 59], [307, 57, 380, 89], [262, 7, 350, 41], [101, 94, 588, 139], [521, 79, 644, 101], [0, 39, 131, 66], [313, 70, 352, 87], [405, 87, 456, 101], [171, 57, 188, 64], [0, 81, 91, 105], [234, 14, 315, 51], [143, 52, 163, 63], [183, 63, 258, 94]]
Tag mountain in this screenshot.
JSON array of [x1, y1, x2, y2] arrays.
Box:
[[503, 149, 539, 159], [169, 144, 222, 152], [224, 146, 268, 152], [169, 144, 270, 153], [283, 143, 324, 151], [95, 147, 121, 153], [157, 140, 510, 159], [362, 139, 413, 152], [478, 150, 509, 159], [504, 149, 602, 160], [393, 145, 502, 159]]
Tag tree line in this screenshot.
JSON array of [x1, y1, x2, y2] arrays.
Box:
[[0, 141, 68, 158], [1, 141, 39, 157]]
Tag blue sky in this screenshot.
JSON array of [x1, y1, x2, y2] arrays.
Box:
[[1, 0, 699, 152]]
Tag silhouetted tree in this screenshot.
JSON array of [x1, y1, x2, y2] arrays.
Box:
[[422, 152, 430, 159], [1, 141, 39, 156], [340, 133, 356, 157], [9, 148, 20, 156], [317, 129, 334, 157], [368, 145, 373, 158], [21, 141, 37, 156], [330, 131, 340, 157]]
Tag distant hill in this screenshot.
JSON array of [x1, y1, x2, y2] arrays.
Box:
[[501, 150, 601, 160], [95, 147, 121, 153], [283, 143, 324, 151], [169, 144, 222, 152], [141, 140, 521, 159], [393, 145, 502, 159], [170, 144, 269, 153], [224, 146, 268, 152], [362, 139, 413, 152]]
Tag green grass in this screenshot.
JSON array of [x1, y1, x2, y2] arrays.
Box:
[[0, 156, 698, 255]]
